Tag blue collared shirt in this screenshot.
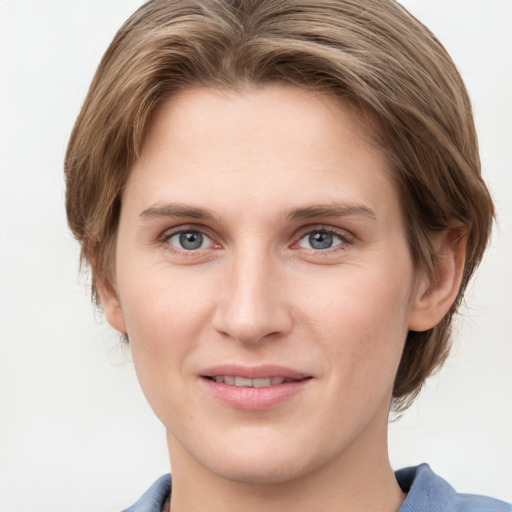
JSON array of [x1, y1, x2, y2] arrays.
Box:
[[122, 464, 511, 511]]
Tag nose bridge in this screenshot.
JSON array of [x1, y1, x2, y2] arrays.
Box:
[[213, 240, 292, 343]]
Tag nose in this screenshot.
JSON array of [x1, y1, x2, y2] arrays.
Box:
[[212, 246, 293, 344]]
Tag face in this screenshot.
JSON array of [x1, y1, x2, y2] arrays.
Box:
[[102, 84, 425, 484]]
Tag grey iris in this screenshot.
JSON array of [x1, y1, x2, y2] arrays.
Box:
[[309, 232, 333, 249], [180, 231, 203, 250]]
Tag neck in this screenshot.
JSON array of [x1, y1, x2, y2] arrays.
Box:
[[166, 408, 405, 512]]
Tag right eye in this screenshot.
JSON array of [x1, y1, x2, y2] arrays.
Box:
[[166, 230, 213, 251]]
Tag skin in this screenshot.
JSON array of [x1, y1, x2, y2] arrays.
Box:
[[99, 84, 465, 512]]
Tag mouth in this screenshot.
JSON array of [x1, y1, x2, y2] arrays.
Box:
[[199, 365, 312, 410], [204, 376, 301, 387]]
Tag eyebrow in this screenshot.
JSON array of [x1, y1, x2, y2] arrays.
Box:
[[139, 203, 216, 221], [287, 203, 377, 221], [139, 201, 377, 223]]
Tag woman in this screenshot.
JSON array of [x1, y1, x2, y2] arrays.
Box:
[[64, 0, 510, 510]]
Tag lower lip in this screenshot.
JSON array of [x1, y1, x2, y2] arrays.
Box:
[[201, 378, 311, 410]]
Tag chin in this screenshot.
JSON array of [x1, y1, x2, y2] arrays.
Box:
[[193, 433, 333, 486], [209, 455, 312, 486]]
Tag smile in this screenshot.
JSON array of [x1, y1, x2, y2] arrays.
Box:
[[200, 367, 312, 410], [208, 376, 294, 387]]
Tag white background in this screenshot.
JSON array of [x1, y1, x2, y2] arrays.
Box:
[[0, 1, 511, 510]]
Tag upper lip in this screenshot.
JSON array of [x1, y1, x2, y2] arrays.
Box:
[[200, 364, 311, 380]]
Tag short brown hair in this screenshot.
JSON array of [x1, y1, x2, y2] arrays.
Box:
[[65, 0, 494, 410]]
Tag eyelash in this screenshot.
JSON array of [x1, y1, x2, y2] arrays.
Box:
[[158, 225, 354, 256]]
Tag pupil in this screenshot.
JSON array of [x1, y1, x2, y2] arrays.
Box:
[[309, 232, 333, 249], [179, 231, 203, 250]]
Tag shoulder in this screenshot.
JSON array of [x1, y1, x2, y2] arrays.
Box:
[[121, 474, 171, 512], [396, 464, 511, 512]]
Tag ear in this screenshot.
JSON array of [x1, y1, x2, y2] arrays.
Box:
[[96, 273, 127, 335], [408, 227, 466, 332]]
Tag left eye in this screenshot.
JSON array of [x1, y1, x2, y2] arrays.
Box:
[[167, 230, 211, 251], [298, 230, 345, 250]]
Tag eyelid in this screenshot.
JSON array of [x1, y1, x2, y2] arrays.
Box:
[[294, 224, 354, 241]]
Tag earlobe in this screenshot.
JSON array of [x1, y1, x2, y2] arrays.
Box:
[[96, 274, 127, 335], [408, 227, 466, 332]]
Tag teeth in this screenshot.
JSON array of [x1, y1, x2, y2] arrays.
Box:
[[212, 376, 288, 387], [253, 378, 271, 387], [235, 376, 253, 387]]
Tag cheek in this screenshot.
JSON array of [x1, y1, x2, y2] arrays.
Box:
[[117, 268, 214, 372], [300, 265, 412, 388], [119, 275, 214, 419]]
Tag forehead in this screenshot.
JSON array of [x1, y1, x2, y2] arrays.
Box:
[[128, 84, 398, 224], [144, 84, 383, 164]]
